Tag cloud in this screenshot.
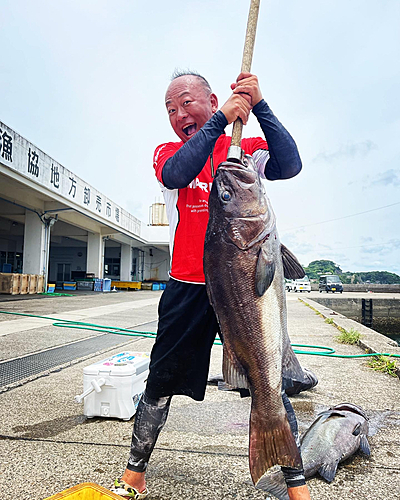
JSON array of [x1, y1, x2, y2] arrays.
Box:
[[361, 236, 374, 243], [323, 251, 347, 262], [360, 238, 400, 255], [369, 169, 400, 187], [390, 239, 400, 249], [312, 140, 377, 164], [291, 243, 314, 253], [355, 168, 400, 190], [361, 246, 387, 255]]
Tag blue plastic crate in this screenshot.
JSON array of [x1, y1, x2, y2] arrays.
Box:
[[94, 279, 103, 292], [63, 282, 76, 290]]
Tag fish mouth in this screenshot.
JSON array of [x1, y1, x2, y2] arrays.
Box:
[[217, 162, 248, 173], [182, 123, 197, 137], [331, 403, 368, 420], [217, 162, 258, 184]]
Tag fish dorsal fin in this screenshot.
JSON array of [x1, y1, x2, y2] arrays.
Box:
[[225, 217, 269, 250], [359, 435, 371, 455], [222, 344, 250, 389], [328, 411, 348, 419], [318, 459, 340, 483], [255, 244, 275, 297], [281, 244, 305, 279], [352, 423, 361, 436]]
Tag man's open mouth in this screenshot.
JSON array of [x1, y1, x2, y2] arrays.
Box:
[[183, 124, 197, 136]]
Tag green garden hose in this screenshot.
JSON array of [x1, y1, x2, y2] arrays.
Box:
[[1, 309, 399, 359]]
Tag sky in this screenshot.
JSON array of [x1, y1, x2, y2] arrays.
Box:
[[1, 0, 399, 275]]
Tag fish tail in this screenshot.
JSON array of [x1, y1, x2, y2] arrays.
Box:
[[249, 410, 302, 486]]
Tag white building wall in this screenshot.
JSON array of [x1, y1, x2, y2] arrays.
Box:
[[23, 211, 46, 275], [87, 233, 104, 278], [143, 247, 170, 282], [120, 244, 132, 281]]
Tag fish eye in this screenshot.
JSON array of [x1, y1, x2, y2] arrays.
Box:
[[221, 191, 231, 201]]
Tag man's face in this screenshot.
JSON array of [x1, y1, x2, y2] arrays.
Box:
[[165, 75, 218, 143]]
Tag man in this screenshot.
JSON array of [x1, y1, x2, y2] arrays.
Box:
[[111, 71, 311, 500]]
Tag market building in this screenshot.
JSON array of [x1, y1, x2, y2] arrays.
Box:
[[0, 119, 169, 290]]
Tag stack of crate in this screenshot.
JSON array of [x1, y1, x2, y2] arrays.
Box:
[[0, 273, 21, 295], [37, 275, 44, 293], [0, 273, 45, 295], [29, 274, 38, 294], [20, 274, 29, 294]]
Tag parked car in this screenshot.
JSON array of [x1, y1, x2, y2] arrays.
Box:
[[319, 274, 343, 293], [286, 277, 311, 293], [285, 280, 295, 292], [293, 276, 311, 293]]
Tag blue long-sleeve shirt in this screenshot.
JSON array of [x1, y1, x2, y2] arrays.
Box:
[[162, 99, 302, 189]]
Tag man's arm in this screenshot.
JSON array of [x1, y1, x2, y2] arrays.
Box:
[[231, 72, 302, 180], [161, 111, 227, 189], [253, 99, 302, 180]]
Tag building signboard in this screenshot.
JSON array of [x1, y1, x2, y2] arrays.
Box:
[[0, 120, 141, 237]]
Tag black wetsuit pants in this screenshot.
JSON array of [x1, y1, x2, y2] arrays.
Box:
[[126, 391, 306, 489]]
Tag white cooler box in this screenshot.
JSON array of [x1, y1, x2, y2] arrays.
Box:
[[75, 351, 150, 420]]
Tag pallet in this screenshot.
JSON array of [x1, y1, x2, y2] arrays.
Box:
[[28, 274, 38, 294], [0, 273, 21, 295], [20, 274, 29, 294]]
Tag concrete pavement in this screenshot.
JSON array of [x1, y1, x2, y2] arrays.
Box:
[[0, 290, 399, 499]]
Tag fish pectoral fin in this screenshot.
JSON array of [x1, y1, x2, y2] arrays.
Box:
[[222, 345, 250, 389], [352, 422, 361, 436], [255, 245, 275, 296], [359, 435, 371, 455], [318, 459, 340, 483], [281, 244, 305, 279]]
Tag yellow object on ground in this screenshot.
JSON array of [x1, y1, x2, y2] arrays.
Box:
[[43, 482, 122, 500], [111, 280, 142, 290]]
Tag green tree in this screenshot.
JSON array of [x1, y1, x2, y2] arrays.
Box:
[[303, 260, 342, 280], [315, 269, 400, 284], [356, 271, 400, 284]]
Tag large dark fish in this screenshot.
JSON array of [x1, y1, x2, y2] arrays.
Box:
[[204, 156, 305, 486], [301, 402, 370, 481], [257, 403, 371, 499]]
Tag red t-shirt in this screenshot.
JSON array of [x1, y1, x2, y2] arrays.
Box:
[[153, 134, 268, 284]]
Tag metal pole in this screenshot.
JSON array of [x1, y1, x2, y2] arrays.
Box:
[[227, 0, 261, 161]]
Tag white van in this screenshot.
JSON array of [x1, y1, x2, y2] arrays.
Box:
[[287, 276, 311, 293]]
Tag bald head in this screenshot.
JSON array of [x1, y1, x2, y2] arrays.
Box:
[[170, 69, 212, 97], [165, 74, 218, 143]]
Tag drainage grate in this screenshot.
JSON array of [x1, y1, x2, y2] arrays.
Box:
[[0, 321, 158, 388]]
